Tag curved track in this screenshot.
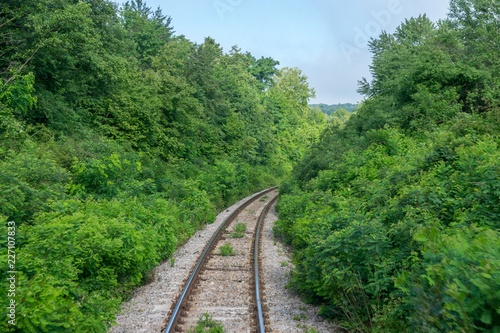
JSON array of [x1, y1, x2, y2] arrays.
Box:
[[163, 187, 278, 333]]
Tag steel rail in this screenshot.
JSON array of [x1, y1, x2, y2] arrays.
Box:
[[254, 194, 278, 333], [164, 186, 278, 333]]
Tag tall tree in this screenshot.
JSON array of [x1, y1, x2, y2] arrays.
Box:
[[247, 54, 280, 91], [448, 0, 500, 111], [352, 8, 499, 132], [121, 0, 174, 67]]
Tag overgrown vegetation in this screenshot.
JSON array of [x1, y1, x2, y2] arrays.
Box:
[[276, 1, 500, 332], [0, 0, 323, 331], [231, 222, 247, 238], [188, 313, 224, 333], [310, 103, 357, 115], [219, 242, 236, 257]]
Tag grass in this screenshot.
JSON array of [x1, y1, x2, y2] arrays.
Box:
[[293, 313, 307, 321], [259, 194, 269, 202], [219, 242, 236, 256], [188, 313, 224, 333], [280, 261, 289, 267], [169, 257, 175, 267], [231, 222, 247, 238], [297, 324, 318, 333]]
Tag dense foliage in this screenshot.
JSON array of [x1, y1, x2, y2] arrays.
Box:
[[310, 103, 358, 116], [276, 1, 500, 332], [0, 0, 324, 331]]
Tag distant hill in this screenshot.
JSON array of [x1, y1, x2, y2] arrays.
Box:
[[310, 103, 357, 116]]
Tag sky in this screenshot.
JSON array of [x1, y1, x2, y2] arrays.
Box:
[[120, 0, 451, 105]]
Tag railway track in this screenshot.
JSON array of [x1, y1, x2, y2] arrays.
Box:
[[162, 187, 278, 333]]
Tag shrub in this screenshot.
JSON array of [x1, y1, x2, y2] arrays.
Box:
[[69, 153, 151, 199], [231, 222, 247, 238], [396, 225, 500, 332], [276, 127, 500, 331], [0, 197, 177, 332], [0, 145, 70, 224], [188, 313, 224, 333], [219, 242, 236, 256]]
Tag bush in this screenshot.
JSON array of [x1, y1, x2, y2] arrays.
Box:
[[276, 126, 500, 331], [396, 225, 500, 332], [188, 313, 224, 333], [219, 242, 236, 256], [231, 222, 247, 238], [69, 153, 153, 199], [0, 145, 70, 224], [0, 197, 178, 332]]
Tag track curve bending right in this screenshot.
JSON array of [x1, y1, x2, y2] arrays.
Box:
[[163, 187, 278, 333]]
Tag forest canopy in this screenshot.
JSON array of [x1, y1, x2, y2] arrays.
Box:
[[310, 103, 358, 116]]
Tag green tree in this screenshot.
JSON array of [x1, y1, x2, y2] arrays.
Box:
[[247, 54, 280, 91], [353, 10, 500, 132], [121, 0, 173, 67], [265, 67, 324, 169], [0, 73, 36, 140], [448, 0, 500, 112]]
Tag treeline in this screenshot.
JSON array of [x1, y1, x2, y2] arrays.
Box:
[[311, 103, 358, 116], [276, 1, 499, 332], [0, 0, 324, 331]]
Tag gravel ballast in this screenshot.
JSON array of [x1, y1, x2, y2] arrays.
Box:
[[109, 189, 339, 332]]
